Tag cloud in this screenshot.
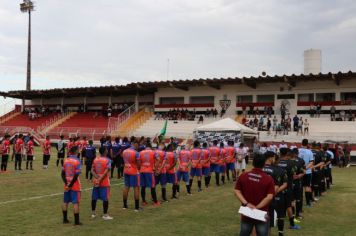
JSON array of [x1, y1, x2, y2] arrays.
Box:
[[0, 0, 355, 92]]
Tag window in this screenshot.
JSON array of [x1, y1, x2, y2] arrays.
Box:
[[159, 97, 184, 105], [341, 92, 356, 104], [298, 93, 314, 102], [277, 94, 295, 100], [237, 95, 253, 104], [189, 96, 214, 104], [257, 95, 274, 103], [315, 93, 335, 102]]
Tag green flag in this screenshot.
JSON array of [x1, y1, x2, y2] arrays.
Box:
[[159, 120, 168, 136]]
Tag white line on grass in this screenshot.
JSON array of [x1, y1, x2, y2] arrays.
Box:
[[0, 182, 124, 205]]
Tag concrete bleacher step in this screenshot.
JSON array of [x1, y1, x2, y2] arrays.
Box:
[[42, 112, 77, 134]]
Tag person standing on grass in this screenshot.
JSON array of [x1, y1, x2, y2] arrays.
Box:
[[111, 137, 121, 179], [299, 139, 314, 207], [290, 148, 305, 220], [277, 148, 301, 230], [155, 142, 168, 202], [209, 140, 221, 186], [165, 145, 179, 199], [201, 142, 211, 188], [122, 141, 142, 212], [42, 136, 51, 169], [139, 142, 160, 206], [84, 140, 96, 180], [189, 140, 203, 192], [26, 136, 35, 170], [177, 145, 192, 194], [234, 153, 275, 236], [61, 146, 82, 225], [66, 137, 74, 157], [235, 143, 247, 179], [56, 135, 66, 167], [91, 147, 113, 220], [262, 151, 288, 236], [14, 134, 24, 171], [1, 134, 10, 172], [224, 140, 236, 182], [311, 143, 325, 200], [218, 142, 227, 185]]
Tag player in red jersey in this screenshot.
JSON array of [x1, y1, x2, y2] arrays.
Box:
[[14, 134, 24, 171], [42, 136, 51, 169], [61, 146, 82, 225], [225, 140, 236, 182], [177, 145, 192, 194], [218, 142, 227, 185], [74, 137, 81, 159], [189, 140, 203, 192], [26, 136, 35, 170], [80, 136, 88, 163], [209, 140, 221, 186], [91, 147, 113, 220], [165, 145, 178, 199], [201, 142, 211, 188], [1, 134, 11, 172], [139, 143, 160, 206], [155, 142, 168, 202], [67, 137, 75, 157], [122, 141, 142, 211]]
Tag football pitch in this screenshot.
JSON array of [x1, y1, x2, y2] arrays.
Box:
[[0, 148, 356, 236]]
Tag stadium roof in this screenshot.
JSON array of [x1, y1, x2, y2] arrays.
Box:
[[2, 71, 355, 99]]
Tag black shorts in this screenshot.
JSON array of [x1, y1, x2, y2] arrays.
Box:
[[293, 182, 302, 200], [27, 155, 33, 161], [303, 174, 312, 187], [312, 171, 321, 186], [284, 189, 293, 208], [43, 154, 50, 160], [57, 153, 65, 159], [274, 192, 286, 218]]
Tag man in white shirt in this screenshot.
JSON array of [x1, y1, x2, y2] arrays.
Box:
[[235, 143, 247, 178]]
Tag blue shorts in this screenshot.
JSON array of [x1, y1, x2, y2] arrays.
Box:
[[177, 171, 189, 183], [166, 173, 178, 184], [155, 173, 167, 186], [226, 163, 235, 171], [202, 167, 210, 176], [63, 190, 81, 204], [140, 173, 156, 188], [210, 164, 220, 173], [92, 187, 110, 201], [219, 165, 226, 173], [124, 174, 140, 187], [190, 168, 202, 177]]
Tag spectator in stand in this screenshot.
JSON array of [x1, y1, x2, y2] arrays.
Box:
[[304, 119, 310, 135], [267, 106, 273, 118], [197, 115, 204, 124], [266, 118, 271, 135], [213, 108, 218, 118], [107, 106, 112, 118], [280, 104, 286, 121], [297, 117, 303, 135], [248, 105, 253, 118], [283, 119, 289, 135], [272, 116, 277, 131], [330, 105, 336, 121], [339, 110, 346, 121], [293, 115, 299, 132], [316, 103, 322, 117], [242, 107, 247, 117]]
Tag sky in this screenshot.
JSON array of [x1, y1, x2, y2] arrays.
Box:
[[0, 0, 356, 92]]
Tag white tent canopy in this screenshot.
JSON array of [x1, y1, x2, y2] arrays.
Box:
[[195, 118, 257, 135]]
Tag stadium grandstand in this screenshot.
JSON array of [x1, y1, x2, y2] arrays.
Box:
[[1, 71, 356, 149]]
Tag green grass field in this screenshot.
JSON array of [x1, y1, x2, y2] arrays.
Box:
[[0, 147, 356, 236]]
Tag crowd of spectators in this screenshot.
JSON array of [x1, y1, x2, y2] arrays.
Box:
[[23, 106, 51, 120]]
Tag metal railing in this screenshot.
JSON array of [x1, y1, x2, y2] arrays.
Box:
[[46, 127, 108, 140], [107, 104, 136, 133], [36, 110, 72, 136]]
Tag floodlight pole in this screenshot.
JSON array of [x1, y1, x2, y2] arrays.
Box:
[[20, 0, 34, 91], [26, 9, 31, 91]]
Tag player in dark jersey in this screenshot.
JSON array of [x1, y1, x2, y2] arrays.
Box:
[[84, 140, 96, 180], [322, 144, 332, 190], [263, 151, 288, 236], [111, 137, 121, 179], [278, 148, 301, 230], [290, 148, 305, 220], [311, 142, 325, 200]]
